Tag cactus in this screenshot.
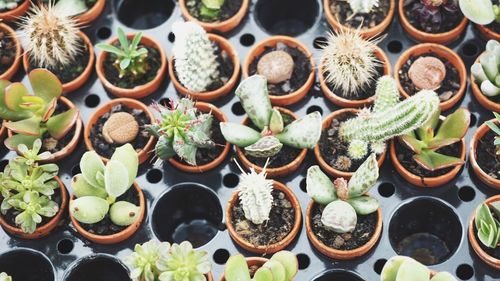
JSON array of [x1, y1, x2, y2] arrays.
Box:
[[381, 256, 457, 281], [69, 144, 140, 226], [349, 0, 380, 14], [221, 75, 322, 158], [224, 251, 298, 281], [0, 272, 11, 281], [474, 202, 500, 249], [459, 0, 500, 25], [485, 112, 500, 156], [306, 154, 379, 233], [471, 40, 500, 97], [157, 241, 211, 281], [147, 98, 215, 166], [171, 21, 219, 93]]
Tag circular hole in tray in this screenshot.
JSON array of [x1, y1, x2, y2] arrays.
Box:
[[299, 178, 307, 193], [151, 183, 223, 247], [0, 248, 55, 281], [64, 254, 129, 281], [461, 41, 479, 57], [373, 258, 387, 274], [297, 253, 310, 270], [240, 33, 255, 47], [254, 0, 320, 36], [469, 113, 477, 128], [168, 32, 175, 43], [96, 26, 111, 40], [57, 238, 74, 254], [313, 37, 327, 49], [387, 40, 403, 53], [307, 105, 323, 116], [458, 186, 475, 202], [115, 0, 174, 29], [388, 197, 462, 265], [213, 248, 230, 264], [71, 165, 81, 176], [84, 94, 100, 108], [378, 182, 395, 198], [146, 168, 163, 183], [311, 270, 365, 281], [456, 264, 474, 280], [0, 160, 8, 172], [223, 173, 239, 188], [231, 102, 245, 116]]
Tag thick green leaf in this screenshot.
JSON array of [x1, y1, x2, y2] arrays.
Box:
[[4, 134, 39, 151], [348, 196, 379, 215], [306, 165, 337, 205], [28, 69, 62, 103], [413, 150, 464, 171], [481, 53, 499, 82], [262, 259, 286, 281], [276, 111, 322, 149], [96, 43, 125, 56], [395, 259, 430, 281], [321, 200, 357, 233], [348, 153, 379, 197], [0, 80, 31, 121], [117, 27, 129, 52], [269, 108, 284, 135], [431, 108, 470, 146], [4, 116, 42, 136], [4, 82, 29, 111], [53, 0, 87, 16], [459, 0, 495, 25], [431, 272, 457, 281], [70, 196, 109, 224], [46, 108, 79, 139], [80, 151, 105, 189], [270, 251, 298, 281], [71, 174, 108, 199], [104, 160, 130, 198], [219, 122, 261, 147], [172, 132, 197, 166], [244, 135, 283, 158], [253, 267, 274, 281], [110, 144, 138, 187], [481, 80, 500, 96], [109, 201, 140, 226], [381, 256, 412, 281], [235, 75, 272, 130], [475, 203, 496, 230], [202, 0, 224, 9], [224, 254, 251, 281], [400, 134, 426, 154]]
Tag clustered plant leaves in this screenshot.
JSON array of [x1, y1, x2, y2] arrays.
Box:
[[381, 256, 457, 281], [199, 0, 225, 20], [225, 251, 298, 281], [348, 0, 380, 15], [471, 40, 500, 97], [405, 0, 459, 33], [475, 201, 500, 248]]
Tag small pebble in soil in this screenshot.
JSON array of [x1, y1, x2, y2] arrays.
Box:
[[408, 56, 446, 90], [102, 112, 139, 144], [257, 50, 294, 84]]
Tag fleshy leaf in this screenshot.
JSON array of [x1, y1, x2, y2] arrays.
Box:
[[46, 108, 79, 139], [154, 136, 176, 160], [80, 151, 105, 188], [276, 111, 322, 149], [244, 136, 283, 158], [413, 150, 464, 171], [430, 108, 470, 148], [172, 132, 197, 166], [220, 122, 261, 147], [104, 160, 130, 198], [110, 144, 138, 187], [4, 134, 39, 151], [0, 80, 31, 121], [400, 134, 426, 154], [253, 267, 274, 281], [395, 258, 430, 281], [459, 0, 495, 25], [481, 52, 499, 82], [110, 201, 140, 226], [4, 82, 29, 111], [321, 200, 357, 233], [4, 115, 42, 136], [270, 251, 298, 281], [348, 153, 379, 198], [262, 260, 286, 281], [481, 80, 500, 96], [431, 272, 458, 281], [235, 75, 272, 130], [28, 69, 63, 103], [306, 165, 337, 205], [70, 196, 109, 224], [348, 196, 379, 215], [380, 256, 413, 281], [269, 108, 284, 135], [71, 174, 108, 199], [224, 254, 251, 281]]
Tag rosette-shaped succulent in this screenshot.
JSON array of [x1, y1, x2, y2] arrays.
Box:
[[349, 0, 380, 13], [405, 0, 459, 33], [471, 40, 500, 97], [157, 241, 211, 281], [459, 0, 500, 25], [123, 240, 171, 281], [225, 251, 298, 281], [381, 256, 457, 281], [474, 202, 500, 248]]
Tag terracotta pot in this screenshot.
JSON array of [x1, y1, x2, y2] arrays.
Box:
[[313, 108, 387, 179], [323, 0, 396, 39], [84, 98, 156, 165], [320, 46, 392, 108], [0, 23, 21, 81], [5, 96, 83, 163], [394, 43, 467, 111], [390, 138, 466, 188], [178, 0, 249, 33], [96, 34, 167, 98], [0, 177, 68, 239], [305, 201, 382, 260], [70, 182, 146, 245], [74, 0, 106, 25], [398, 0, 468, 44], [219, 257, 269, 281], [23, 31, 94, 94], [468, 195, 500, 270], [168, 102, 231, 173], [235, 107, 307, 178], [470, 53, 500, 113], [226, 181, 302, 254], [476, 24, 500, 41], [469, 119, 500, 189], [242, 36, 315, 106], [0, 0, 29, 21], [169, 34, 240, 102]]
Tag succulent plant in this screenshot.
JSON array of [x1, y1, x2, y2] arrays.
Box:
[[399, 107, 470, 171], [471, 40, 500, 97], [0, 139, 60, 234], [486, 112, 500, 157], [474, 202, 500, 249], [349, 0, 380, 14], [339, 76, 440, 160], [0, 0, 18, 10], [224, 251, 298, 281], [0, 272, 11, 281], [381, 256, 457, 281], [0, 69, 79, 151], [147, 98, 215, 166], [69, 144, 140, 226], [171, 21, 219, 93], [306, 153, 379, 233], [199, 0, 225, 20], [405, 0, 459, 33], [459, 0, 500, 25], [123, 239, 171, 281], [220, 75, 322, 158], [157, 241, 211, 281], [53, 0, 91, 17]]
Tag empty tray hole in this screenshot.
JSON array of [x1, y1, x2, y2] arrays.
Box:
[[388, 197, 462, 265], [213, 249, 230, 264], [0, 249, 54, 281], [458, 186, 475, 202], [461, 42, 479, 57], [307, 105, 323, 116], [96, 26, 111, 40], [168, 32, 175, 43], [57, 239, 74, 254], [378, 182, 395, 197], [313, 37, 326, 49], [299, 178, 307, 193], [146, 168, 163, 183], [373, 258, 387, 274], [456, 264, 474, 280], [64, 255, 129, 281], [297, 253, 310, 270], [0, 160, 8, 172], [469, 113, 477, 127], [240, 33, 255, 47], [231, 102, 245, 116], [387, 40, 403, 53], [312, 270, 365, 281], [254, 0, 319, 36], [84, 94, 100, 108], [151, 183, 223, 247], [223, 173, 239, 188], [71, 165, 81, 176], [116, 0, 174, 29]]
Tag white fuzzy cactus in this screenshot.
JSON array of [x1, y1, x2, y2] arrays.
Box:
[[172, 21, 219, 93], [349, 0, 379, 14]]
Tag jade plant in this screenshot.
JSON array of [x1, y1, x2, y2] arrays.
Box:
[[224, 251, 298, 281], [405, 0, 459, 33], [220, 75, 322, 158], [381, 256, 457, 281], [148, 98, 215, 166], [0, 272, 11, 281], [198, 0, 224, 20], [124, 240, 211, 281], [471, 40, 500, 97], [486, 112, 500, 156], [0, 139, 60, 234], [306, 153, 379, 233], [459, 0, 500, 25], [0, 69, 79, 152], [69, 144, 140, 227], [474, 202, 500, 249], [349, 0, 380, 15]]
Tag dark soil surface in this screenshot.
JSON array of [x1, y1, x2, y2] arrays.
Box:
[[404, 0, 463, 33], [328, 0, 390, 30], [90, 104, 151, 159], [310, 202, 377, 250], [186, 0, 243, 22], [0, 29, 16, 74], [475, 208, 500, 259], [476, 130, 500, 180], [249, 44, 311, 96], [38, 102, 76, 154], [324, 64, 385, 100], [398, 53, 461, 102], [231, 190, 295, 247], [0, 0, 23, 12], [485, 0, 500, 34]]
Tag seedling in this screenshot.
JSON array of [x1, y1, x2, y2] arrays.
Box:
[[224, 251, 298, 281], [471, 40, 500, 97], [381, 256, 457, 281]]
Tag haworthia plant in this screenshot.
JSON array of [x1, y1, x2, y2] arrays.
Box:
[[381, 256, 457, 281], [474, 202, 500, 248], [471, 40, 500, 97], [224, 251, 298, 281]]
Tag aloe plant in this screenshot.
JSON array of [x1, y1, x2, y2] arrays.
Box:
[[69, 144, 140, 227], [474, 202, 500, 249], [486, 112, 500, 156], [381, 256, 457, 281], [459, 0, 500, 25], [471, 40, 500, 97], [0, 69, 79, 151], [220, 75, 321, 158], [224, 251, 298, 281]]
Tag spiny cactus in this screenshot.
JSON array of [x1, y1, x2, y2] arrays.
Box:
[[471, 40, 500, 97], [474, 202, 500, 248], [221, 75, 322, 158], [306, 154, 379, 233], [18, 4, 81, 69], [157, 241, 211, 281], [172, 21, 219, 93], [224, 251, 298, 281], [349, 0, 380, 14], [148, 98, 215, 166], [459, 0, 500, 25], [381, 256, 457, 281]]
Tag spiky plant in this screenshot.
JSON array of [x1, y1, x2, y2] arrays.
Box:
[[381, 256, 457, 281], [224, 251, 298, 281], [18, 4, 81, 69], [123, 240, 171, 281], [349, 0, 380, 14], [471, 40, 500, 97], [459, 0, 500, 25], [157, 241, 211, 281], [171, 21, 219, 93]]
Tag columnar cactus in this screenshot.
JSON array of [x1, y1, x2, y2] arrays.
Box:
[[471, 40, 500, 97], [459, 0, 500, 25], [172, 21, 219, 93], [381, 256, 457, 281], [220, 75, 322, 158], [474, 202, 500, 249], [349, 0, 380, 14], [224, 251, 298, 281], [306, 154, 379, 233]]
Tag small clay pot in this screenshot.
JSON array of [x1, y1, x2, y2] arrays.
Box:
[[226, 180, 302, 254], [394, 43, 467, 111], [320, 46, 392, 108], [23, 31, 95, 94], [468, 194, 500, 270], [476, 24, 500, 41], [469, 119, 500, 189], [0, 23, 21, 81], [74, 0, 106, 25], [470, 53, 500, 113], [168, 102, 231, 173], [178, 0, 249, 33], [168, 34, 240, 102], [398, 0, 468, 44], [96, 34, 167, 98], [235, 107, 307, 178], [0, 0, 29, 21], [242, 36, 315, 106], [323, 0, 396, 39], [69, 182, 146, 245], [305, 200, 383, 260], [313, 108, 387, 179], [84, 98, 156, 165], [0, 177, 68, 239], [5, 96, 83, 163], [219, 257, 269, 281]]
